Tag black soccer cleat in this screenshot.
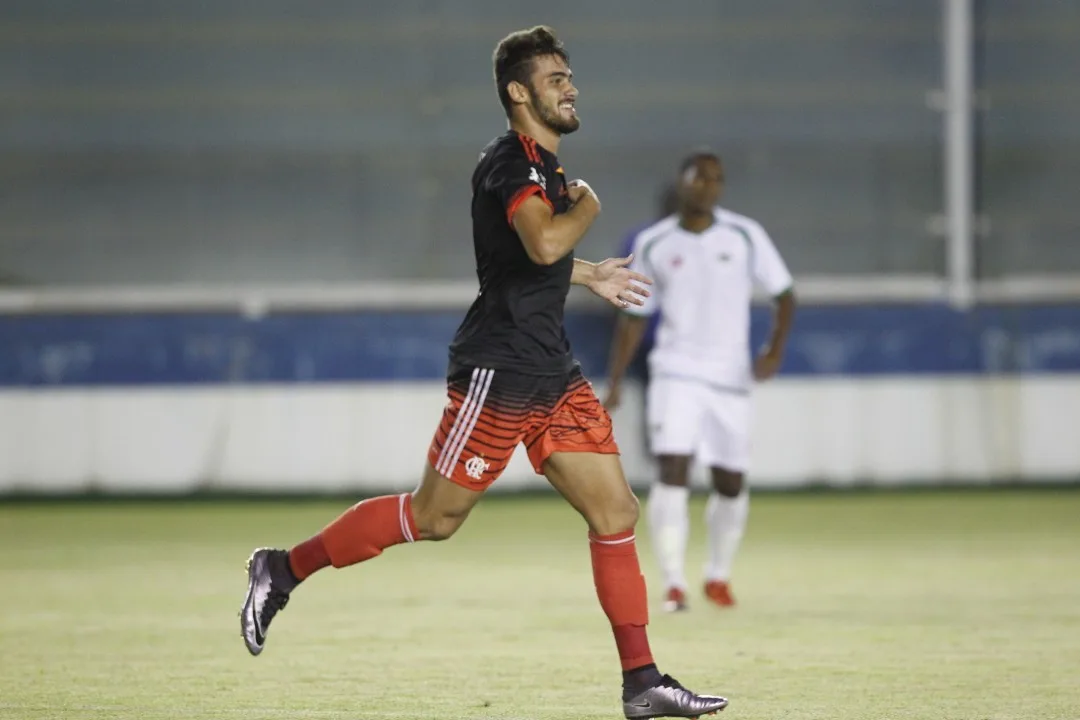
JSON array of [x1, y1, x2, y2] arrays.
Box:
[[622, 674, 728, 719], [239, 547, 293, 656]]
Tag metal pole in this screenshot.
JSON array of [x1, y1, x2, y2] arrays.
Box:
[[944, 0, 975, 309]]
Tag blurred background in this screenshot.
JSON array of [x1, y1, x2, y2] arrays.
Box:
[[6, 7, 1080, 717], [0, 0, 1078, 495]]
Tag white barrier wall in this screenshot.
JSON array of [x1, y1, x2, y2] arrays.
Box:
[[1, 376, 1077, 495]]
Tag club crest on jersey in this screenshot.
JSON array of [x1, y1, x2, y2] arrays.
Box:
[[464, 455, 490, 480], [528, 166, 547, 191]]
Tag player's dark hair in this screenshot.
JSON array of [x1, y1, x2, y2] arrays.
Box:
[[493, 26, 570, 118], [679, 148, 721, 175]]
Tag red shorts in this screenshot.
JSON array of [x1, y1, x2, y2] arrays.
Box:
[[427, 364, 620, 490]]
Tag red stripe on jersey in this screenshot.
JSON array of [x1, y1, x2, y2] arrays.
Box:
[[517, 133, 541, 164], [506, 184, 553, 226]]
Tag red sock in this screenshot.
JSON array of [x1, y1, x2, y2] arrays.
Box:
[[288, 493, 419, 580], [590, 530, 654, 671], [288, 534, 330, 581]]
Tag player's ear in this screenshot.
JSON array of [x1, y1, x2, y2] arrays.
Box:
[[506, 80, 530, 107]]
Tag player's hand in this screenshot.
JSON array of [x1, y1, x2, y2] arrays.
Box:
[[753, 347, 784, 381], [567, 179, 600, 209], [588, 254, 652, 309], [602, 381, 623, 411]]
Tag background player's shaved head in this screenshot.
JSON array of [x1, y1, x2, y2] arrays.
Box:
[[493, 26, 570, 119], [678, 148, 722, 177]]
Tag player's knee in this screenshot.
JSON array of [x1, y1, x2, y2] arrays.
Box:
[[413, 509, 467, 541], [410, 495, 471, 542], [424, 517, 462, 542], [658, 455, 691, 487], [711, 470, 744, 498], [587, 491, 640, 536]]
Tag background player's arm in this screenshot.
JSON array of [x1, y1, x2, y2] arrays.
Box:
[[750, 224, 797, 381], [512, 181, 601, 265], [756, 289, 796, 380], [602, 248, 656, 409], [603, 312, 650, 410]]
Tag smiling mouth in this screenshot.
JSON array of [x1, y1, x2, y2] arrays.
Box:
[[559, 101, 576, 113]]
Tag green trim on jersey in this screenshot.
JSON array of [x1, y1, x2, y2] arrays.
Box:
[[716, 220, 755, 276], [773, 284, 795, 301]]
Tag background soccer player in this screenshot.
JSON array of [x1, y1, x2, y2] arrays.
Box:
[[605, 150, 797, 612], [240, 26, 729, 720]]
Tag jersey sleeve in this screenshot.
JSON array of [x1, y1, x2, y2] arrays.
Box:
[[750, 223, 794, 297], [484, 141, 553, 226], [622, 233, 660, 317]]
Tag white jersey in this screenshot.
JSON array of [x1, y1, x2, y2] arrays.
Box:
[[624, 206, 793, 392]]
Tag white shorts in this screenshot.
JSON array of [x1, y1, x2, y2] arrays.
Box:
[[646, 374, 752, 472]]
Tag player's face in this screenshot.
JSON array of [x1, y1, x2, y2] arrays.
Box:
[[679, 158, 724, 212], [526, 54, 579, 135]]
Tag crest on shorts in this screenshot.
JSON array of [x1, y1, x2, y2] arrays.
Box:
[[464, 455, 490, 480]]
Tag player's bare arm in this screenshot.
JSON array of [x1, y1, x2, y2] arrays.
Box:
[[754, 287, 797, 381], [511, 180, 600, 265], [572, 256, 652, 309], [603, 313, 650, 410]]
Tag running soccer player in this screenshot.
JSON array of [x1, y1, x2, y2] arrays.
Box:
[[605, 150, 796, 612], [239, 26, 729, 720]]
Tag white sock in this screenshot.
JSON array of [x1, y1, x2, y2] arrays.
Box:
[[704, 489, 749, 583], [646, 482, 690, 591]]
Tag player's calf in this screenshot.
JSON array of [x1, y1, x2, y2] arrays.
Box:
[[647, 476, 691, 610], [704, 468, 748, 608], [238, 492, 420, 656], [238, 466, 483, 656]]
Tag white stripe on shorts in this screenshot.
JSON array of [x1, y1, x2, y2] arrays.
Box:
[[436, 368, 494, 477], [398, 493, 415, 543]]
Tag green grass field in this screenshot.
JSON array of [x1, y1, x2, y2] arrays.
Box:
[[2, 489, 1079, 720]]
